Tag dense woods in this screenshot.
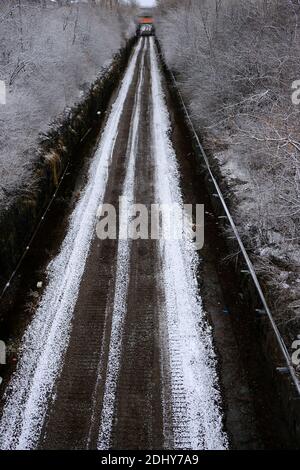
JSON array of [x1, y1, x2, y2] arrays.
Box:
[[0, 0, 133, 203], [157, 0, 300, 329]]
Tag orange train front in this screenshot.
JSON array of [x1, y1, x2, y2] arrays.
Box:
[[136, 15, 155, 37]]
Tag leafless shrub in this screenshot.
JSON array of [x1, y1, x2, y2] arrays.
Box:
[[157, 0, 300, 324], [0, 0, 129, 203]]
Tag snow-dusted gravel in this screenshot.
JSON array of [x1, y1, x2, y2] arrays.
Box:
[[150, 38, 228, 450], [97, 41, 146, 450]]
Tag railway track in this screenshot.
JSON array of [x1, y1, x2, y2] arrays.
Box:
[[0, 37, 249, 450]]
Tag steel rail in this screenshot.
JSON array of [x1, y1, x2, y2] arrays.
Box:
[[167, 67, 300, 396]]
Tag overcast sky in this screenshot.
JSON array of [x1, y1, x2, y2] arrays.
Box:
[[137, 0, 156, 7]]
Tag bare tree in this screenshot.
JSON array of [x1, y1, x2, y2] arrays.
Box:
[[156, 0, 300, 326], [0, 0, 132, 203]]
